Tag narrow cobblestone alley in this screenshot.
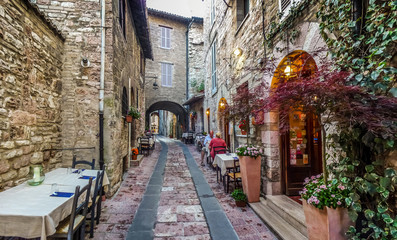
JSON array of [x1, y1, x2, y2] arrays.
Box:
[[91, 137, 277, 239]]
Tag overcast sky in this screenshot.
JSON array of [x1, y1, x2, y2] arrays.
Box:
[[147, 0, 205, 17]]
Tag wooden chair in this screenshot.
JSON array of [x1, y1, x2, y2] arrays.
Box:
[[212, 146, 227, 182], [225, 158, 241, 193], [72, 155, 95, 169], [87, 170, 104, 238], [49, 178, 92, 240]]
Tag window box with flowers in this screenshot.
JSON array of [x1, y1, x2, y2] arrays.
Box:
[[126, 106, 141, 123], [300, 174, 354, 240], [236, 144, 263, 203]]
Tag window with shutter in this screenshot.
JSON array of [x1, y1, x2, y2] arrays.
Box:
[[278, 0, 302, 20], [211, 42, 217, 92], [122, 87, 128, 116], [119, 0, 126, 38], [161, 63, 172, 87], [160, 26, 171, 49]]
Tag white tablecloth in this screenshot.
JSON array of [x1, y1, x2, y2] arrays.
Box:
[[213, 153, 239, 176], [0, 168, 108, 239]]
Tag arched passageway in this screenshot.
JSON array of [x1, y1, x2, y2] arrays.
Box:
[[145, 101, 187, 139]]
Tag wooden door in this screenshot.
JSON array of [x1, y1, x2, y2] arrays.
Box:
[[283, 111, 322, 196]]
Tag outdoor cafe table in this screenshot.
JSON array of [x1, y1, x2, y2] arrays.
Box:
[[0, 168, 108, 240], [213, 153, 238, 176]]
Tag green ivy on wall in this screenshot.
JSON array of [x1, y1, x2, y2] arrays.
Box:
[[318, 0, 397, 95]]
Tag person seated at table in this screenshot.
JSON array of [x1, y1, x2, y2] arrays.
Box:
[[209, 132, 227, 160], [200, 130, 213, 166]]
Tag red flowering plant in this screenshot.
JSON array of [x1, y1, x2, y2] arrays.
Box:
[[238, 120, 247, 131], [131, 148, 139, 156]]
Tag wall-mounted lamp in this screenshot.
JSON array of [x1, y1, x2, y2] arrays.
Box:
[[153, 81, 159, 90], [283, 58, 297, 77], [223, 47, 243, 67], [206, 109, 210, 116]]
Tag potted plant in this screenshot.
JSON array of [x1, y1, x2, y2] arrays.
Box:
[[126, 106, 141, 123], [238, 120, 248, 135], [231, 188, 247, 207], [235, 144, 263, 203], [300, 174, 353, 240], [131, 148, 139, 160]]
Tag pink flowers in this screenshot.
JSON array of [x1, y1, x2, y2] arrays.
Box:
[[337, 185, 345, 190], [236, 144, 263, 158]]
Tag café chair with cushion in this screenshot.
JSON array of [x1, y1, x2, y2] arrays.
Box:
[[138, 137, 150, 156], [87, 170, 104, 238], [72, 155, 95, 170], [49, 178, 92, 240], [225, 158, 241, 193]]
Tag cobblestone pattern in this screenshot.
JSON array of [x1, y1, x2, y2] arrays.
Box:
[[186, 144, 277, 240], [154, 142, 210, 239], [0, 0, 64, 190], [90, 143, 161, 239]]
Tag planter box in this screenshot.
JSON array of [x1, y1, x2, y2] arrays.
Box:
[[239, 156, 261, 203], [302, 201, 353, 240], [125, 115, 133, 123]]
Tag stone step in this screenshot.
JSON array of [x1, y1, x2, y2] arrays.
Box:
[[266, 195, 307, 237], [249, 197, 308, 240], [131, 155, 144, 167]]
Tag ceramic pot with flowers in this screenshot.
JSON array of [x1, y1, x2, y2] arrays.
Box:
[[131, 148, 139, 160], [236, 144, 263, 203]]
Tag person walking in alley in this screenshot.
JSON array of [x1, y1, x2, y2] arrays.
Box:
[[209, 132, 227, 159], [200, 130, 214, 166]]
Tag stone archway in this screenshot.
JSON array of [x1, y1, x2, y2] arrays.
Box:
[[271, 50, 322, 196], [145, 101, 187, 138]]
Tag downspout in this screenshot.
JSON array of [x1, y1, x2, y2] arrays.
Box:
[[185, 18, 194, 133], [99, 0, 105, 170]]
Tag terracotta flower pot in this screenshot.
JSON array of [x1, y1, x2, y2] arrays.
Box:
[[240, 129, 247, 135], [235, 200, 246, 207], [327, 207, 353, 240], [131, 154, 137, 160], [125, 115, 133, 123], [303, 201, 329, 240], [303, 201, 353, 240], [239, 156, 261, 203]]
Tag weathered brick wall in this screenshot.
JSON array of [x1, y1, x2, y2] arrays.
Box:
[[145, 14, 187, 110], [203, 0, 326, 195], [0, 0, 64, 190]]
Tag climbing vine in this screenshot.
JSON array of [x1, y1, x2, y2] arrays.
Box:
[[317, 0, 397, 95]]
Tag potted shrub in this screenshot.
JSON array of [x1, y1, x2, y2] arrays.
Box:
[[131, 148, 139, 160], [126, 106, 141, 123], [235, 144, 263, 203], [300, 174, 353, 240], [231, 188, 247, 207]]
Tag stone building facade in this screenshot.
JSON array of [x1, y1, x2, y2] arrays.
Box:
[[32, 0, 152, 196], [0, 0, 64, 190], [145, 9, 204, 137], [203, 0, 328, 197]]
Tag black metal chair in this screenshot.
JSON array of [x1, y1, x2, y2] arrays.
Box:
[[72, 155, 95, 169], [48, 178, 92, 240], [212, 146, 228, 182], [138, 137, 150, 156], [87, 170, 104, 238]]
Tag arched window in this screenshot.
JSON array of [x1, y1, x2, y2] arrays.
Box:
[[122, 87, 128, 116]]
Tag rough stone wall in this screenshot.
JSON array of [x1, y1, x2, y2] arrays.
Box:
[[107, 0, 146, 195], [187, 21, 204, 99], [0, 0, 64, 190], [35, 0, 147, 196], [145, 14, 187, 110], [203, 0, 327, 196]]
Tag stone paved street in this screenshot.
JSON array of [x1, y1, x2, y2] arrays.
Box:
[[91, 137, 277, 239]]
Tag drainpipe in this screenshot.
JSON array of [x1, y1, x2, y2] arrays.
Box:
[[186, 18, 194, 100], [99, 0, 105, 170]]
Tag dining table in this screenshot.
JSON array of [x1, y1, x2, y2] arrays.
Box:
[[213, 153, 239, 176], [0, 167, 109, 240]]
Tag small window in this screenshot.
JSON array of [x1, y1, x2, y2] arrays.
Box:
[[211, 42, 217, 92], [279, 0, 302, 20], [237, 0, 249, 27], [119, 0, 126, 38], [122, 87, 128, 116], [160, 26, 171, 49], [161, 63, 172, 87]]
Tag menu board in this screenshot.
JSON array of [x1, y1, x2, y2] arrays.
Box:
[[289, 111, 309, 166]]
